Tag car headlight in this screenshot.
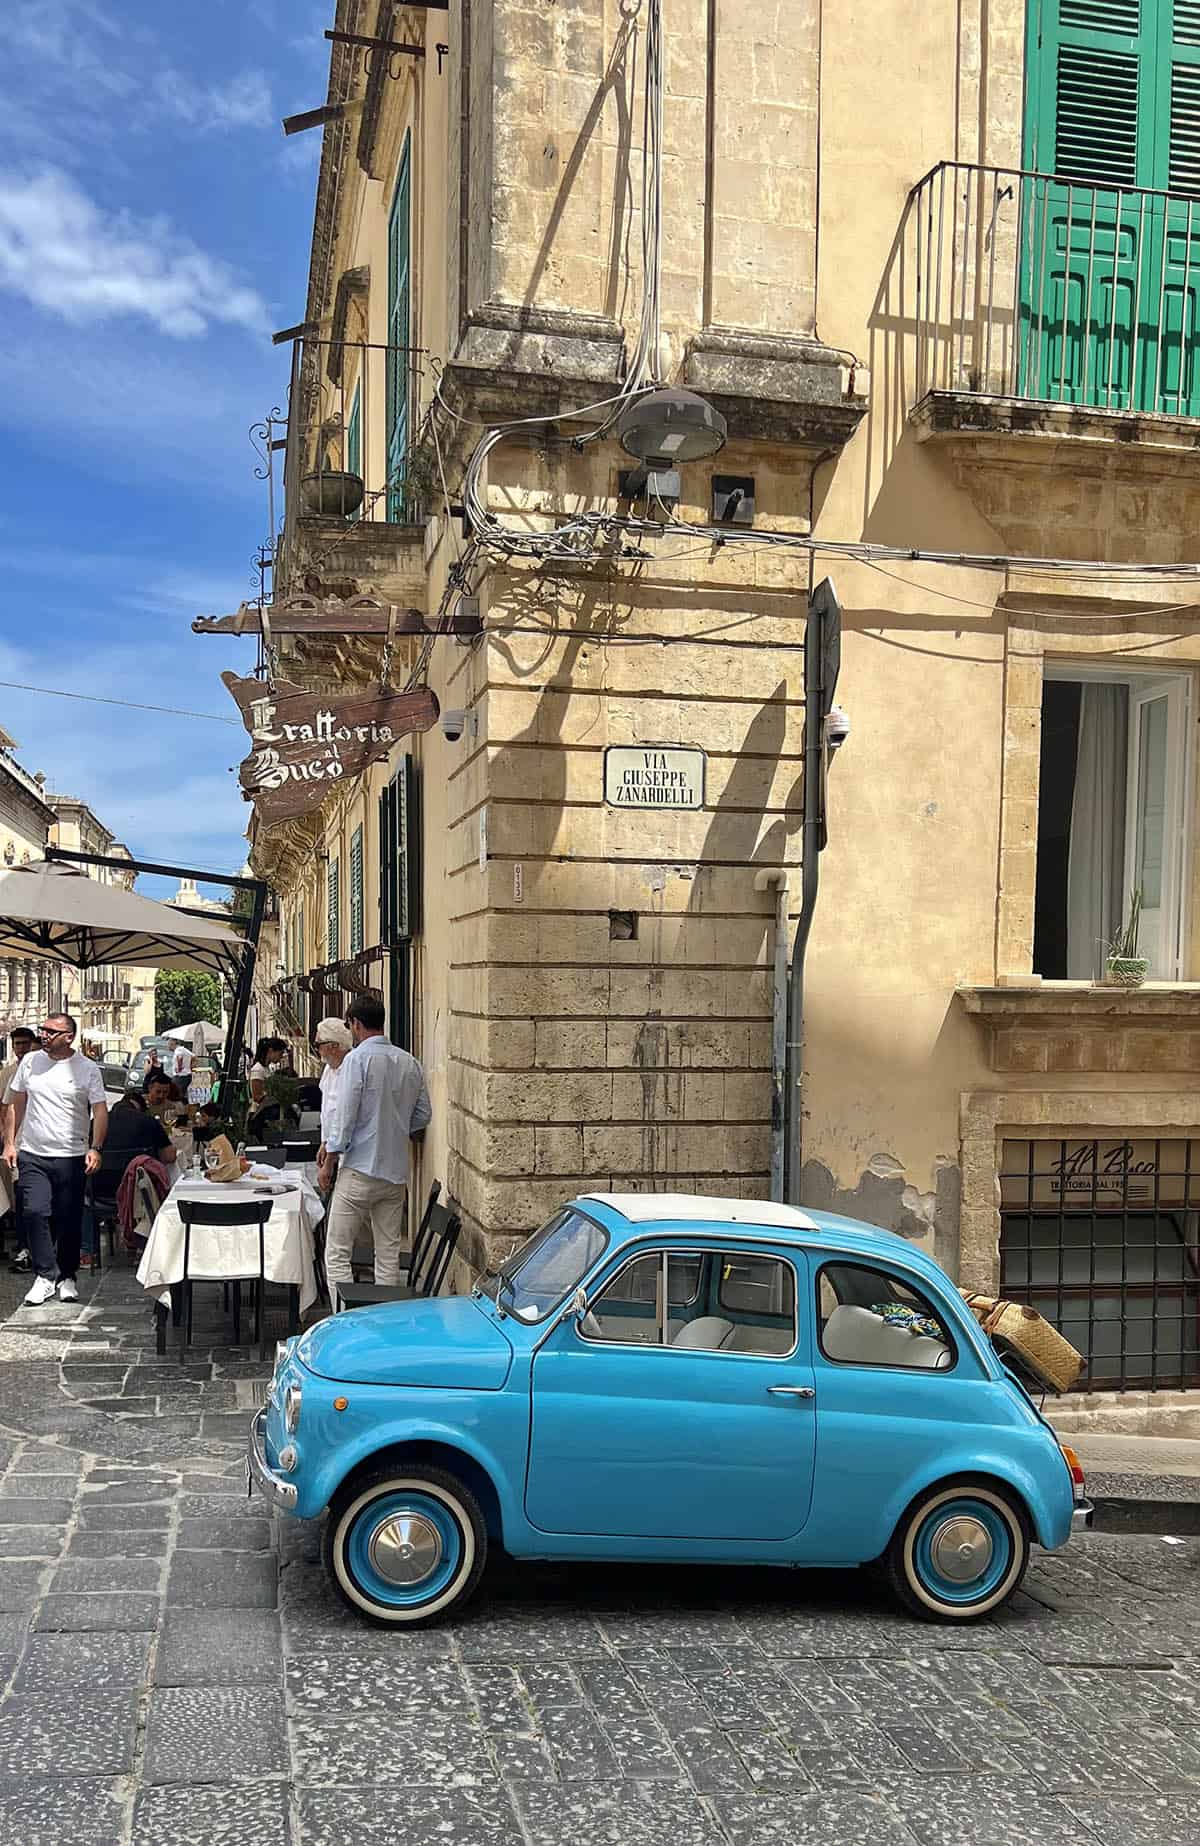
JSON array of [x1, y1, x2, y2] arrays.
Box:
[[284, 1383, 302, 1433], [277, 1443, 298, 1472]]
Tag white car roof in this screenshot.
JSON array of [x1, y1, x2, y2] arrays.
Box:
[[582, 1192, 820, 1232]]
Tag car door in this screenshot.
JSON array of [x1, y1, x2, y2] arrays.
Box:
[[525, 1242, 816, 1542], [806, 1254, 990, 1545]]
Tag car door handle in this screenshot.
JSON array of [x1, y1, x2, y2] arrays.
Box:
[[767, 1385, 815, 1398]]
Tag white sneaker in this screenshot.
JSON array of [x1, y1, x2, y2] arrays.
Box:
[[57, 1278, 79, 1303], [23, 1276, 57, 1307]]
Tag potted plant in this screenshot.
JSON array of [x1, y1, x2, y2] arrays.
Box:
[[1103, 887, 1148, 987], [301, 469, 365, 518]]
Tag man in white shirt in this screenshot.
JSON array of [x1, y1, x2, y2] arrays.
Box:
[[171, 1040, 193, 1099], [320, 995, 431, 1305], [3, 1014, 108, 1306], [0, 1026, 36, 1269]]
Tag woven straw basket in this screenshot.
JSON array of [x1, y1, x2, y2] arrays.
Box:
[[959, 1292, 1083, 1394]]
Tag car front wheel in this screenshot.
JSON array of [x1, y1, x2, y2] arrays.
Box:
[[324, 1465, 487, 1626], [885, 1480, 1029, 1622]]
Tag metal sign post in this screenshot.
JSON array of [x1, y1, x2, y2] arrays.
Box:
[[784, 578, 842, 1206]]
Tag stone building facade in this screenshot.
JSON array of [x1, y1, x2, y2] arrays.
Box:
[[48, 798, 156, 1057], [0, 730, 61, 1042], [230, 0, 1200, 1419]]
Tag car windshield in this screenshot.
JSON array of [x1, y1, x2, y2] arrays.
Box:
[[487, 1209, 608, 1323]]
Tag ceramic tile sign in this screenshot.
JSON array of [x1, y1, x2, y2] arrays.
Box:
[[604, 746, 705, 810]]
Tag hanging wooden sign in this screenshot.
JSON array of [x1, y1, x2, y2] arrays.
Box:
[[223, 672, 439, 823]]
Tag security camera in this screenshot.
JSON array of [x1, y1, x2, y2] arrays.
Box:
[[825, 705, 851, 755], [440, 709, 476, 743]]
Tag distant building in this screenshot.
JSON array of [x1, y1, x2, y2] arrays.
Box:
[[0, 727, 61, 1046], [47, 796, 156, 1057]]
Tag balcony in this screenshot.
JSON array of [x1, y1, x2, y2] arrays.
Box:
[[83, 981, 132, 1005], [904, 161, 1200, 559], [278, 333, 428, 607]]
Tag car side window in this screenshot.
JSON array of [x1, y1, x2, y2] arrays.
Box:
[[583, 1250, 796, 1357], [816, 1262, 955, 1372]]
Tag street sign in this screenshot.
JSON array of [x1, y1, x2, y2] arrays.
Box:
[[604, 746, 705, 810]]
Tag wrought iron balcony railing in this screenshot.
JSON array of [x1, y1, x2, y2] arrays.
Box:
[[281, 333, 425, 547], [910, 161, 1200, 419], [82, 981, 132, 1005]]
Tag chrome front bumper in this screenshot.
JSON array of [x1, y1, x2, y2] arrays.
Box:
[[1072, 1500, 1094, 1533], [247, 1408, 298, 1512]]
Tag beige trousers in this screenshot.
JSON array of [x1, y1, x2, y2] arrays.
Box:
[[325, 1168, 408, 1292]]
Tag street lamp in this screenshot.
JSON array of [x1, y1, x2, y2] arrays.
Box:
[[617, 387, 727, 506]]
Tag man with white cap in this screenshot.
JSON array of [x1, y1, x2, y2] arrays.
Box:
[[320, 996, 431, 1307], [314, 1016, 352, 1186]]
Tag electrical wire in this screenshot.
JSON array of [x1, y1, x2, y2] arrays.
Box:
[[0, 680, 240, 725]]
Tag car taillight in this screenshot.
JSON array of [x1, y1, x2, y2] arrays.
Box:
[[1060, 1442, 1086, 1496]]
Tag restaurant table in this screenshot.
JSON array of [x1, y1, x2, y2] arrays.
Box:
[[136, 1164, 324, 1353]]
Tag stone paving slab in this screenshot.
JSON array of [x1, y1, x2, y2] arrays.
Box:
[[3, 1263, 1200, 1843]]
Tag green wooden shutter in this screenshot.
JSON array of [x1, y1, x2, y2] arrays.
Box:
[[349, 826, 364, 956], [379, 757, 421, 946], [1022, 0, 1200, 410], [1170, 1, 1200, 192], [326, 858, 340, 962], [386, 132, 412, 523]]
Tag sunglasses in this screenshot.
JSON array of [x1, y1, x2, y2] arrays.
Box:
[[39, 1027, 69, 1040]]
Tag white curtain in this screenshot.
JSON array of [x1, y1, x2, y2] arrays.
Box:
[[1067, 683, 1128, 980]]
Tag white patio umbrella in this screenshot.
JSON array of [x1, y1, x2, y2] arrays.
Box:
[[0, 860, 243, 982], [162, 1021, 224, 1047]]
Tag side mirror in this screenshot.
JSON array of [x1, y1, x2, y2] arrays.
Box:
[[572, 1285, 588, 1319]]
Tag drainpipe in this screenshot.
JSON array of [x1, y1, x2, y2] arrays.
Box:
[[754, 869, 790, 1203]]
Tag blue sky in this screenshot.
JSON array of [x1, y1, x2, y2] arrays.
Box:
[[0, 0, 330, 897]]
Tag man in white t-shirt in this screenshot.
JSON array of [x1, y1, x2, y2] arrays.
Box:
[[171, 1041, 193, 1098], [2, 1014, 108, 1306]]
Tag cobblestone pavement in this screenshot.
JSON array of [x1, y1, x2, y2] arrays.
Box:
[[1, 1264, 1199, 1844]]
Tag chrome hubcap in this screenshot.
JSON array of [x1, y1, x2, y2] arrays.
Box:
[[929, 1515, 993, 1583], [367, 1512, 443, 1586]]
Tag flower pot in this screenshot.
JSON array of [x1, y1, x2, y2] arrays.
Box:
[[1102, 955, 1149, 988], [301, 470, 364, 517]]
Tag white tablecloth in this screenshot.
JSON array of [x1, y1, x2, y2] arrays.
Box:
[[136, 1165, 324, 1315]]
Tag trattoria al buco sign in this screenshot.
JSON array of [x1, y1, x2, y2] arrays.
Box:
[[223, 672, 440, 823]]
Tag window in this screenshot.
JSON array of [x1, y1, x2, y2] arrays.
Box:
[[386, 132, 413, 522], [327, 858, 340, 962], [584, 1249, 797, 1356], [817, 1263, 954, 1371], [493, 1209, 608, 1322], [1033, 668, 1190, 980], [1021, 0, 1200, 414], [349, 825, 364, 955]]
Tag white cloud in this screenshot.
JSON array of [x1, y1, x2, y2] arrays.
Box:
[[0, 167, 270, 339], [150, 68, 274, 134]]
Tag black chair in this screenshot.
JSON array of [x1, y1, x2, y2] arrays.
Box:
[[349, 1178, 441, 1285], [176, 1197, 272, 1361], [282, 1135, 320, 1161], [244, 1145, 287, 1168], [86, 1162, 125, 1272], [337, 1200, 462, 1311]]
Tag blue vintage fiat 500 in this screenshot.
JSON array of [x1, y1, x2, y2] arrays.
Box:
[[249, 1194, 1090, 1627]]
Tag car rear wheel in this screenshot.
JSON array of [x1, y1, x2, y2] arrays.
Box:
[[885, 1480, 1029, 1622], [324, 1465, 487, 1627]]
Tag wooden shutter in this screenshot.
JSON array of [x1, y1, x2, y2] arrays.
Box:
[[379, 756, 421, 946], [1026, 0, 1154, 184], [386, 132, 412, 522], [1170, 0, 1200, 192], [349, 826, 364, 956], [326, 858, 340, 962]]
